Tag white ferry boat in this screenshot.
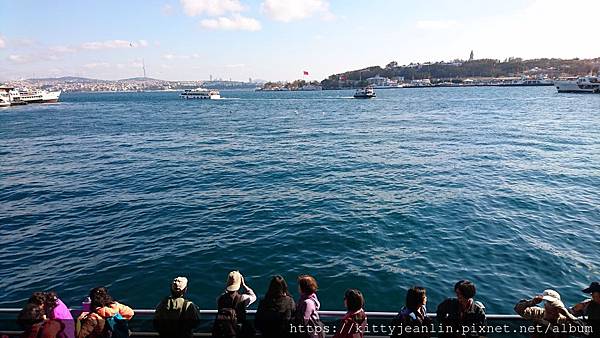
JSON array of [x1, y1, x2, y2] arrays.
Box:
[[180, 88, 221, 99], [554, 75, 600, 93], [354, 86, 376, 99], [19, 89, 61, 103]]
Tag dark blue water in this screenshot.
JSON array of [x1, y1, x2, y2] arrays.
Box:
[[1, 88, 599, 314]]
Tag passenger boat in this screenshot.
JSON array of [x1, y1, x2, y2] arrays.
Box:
[[354, 86, 376, 99], [554, 75, 600, 93], [180, 88, 221, 99], [18, 89, 61, 103]]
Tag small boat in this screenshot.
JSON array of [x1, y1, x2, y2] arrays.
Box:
[[555, 74, 600, 93], [354, 86, 376, 99], [180, 88, 221, 99]]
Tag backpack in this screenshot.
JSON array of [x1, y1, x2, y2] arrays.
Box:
[[104, 312, 130, 338], [155, 298, 195, 336], [212, 293, 243, 337]]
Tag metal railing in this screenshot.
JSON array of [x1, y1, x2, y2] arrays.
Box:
[[0, 307, 528, 337]]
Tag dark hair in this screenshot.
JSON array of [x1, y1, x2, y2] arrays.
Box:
[[27, 292, 46, 307], [17, 303, 44, 329], [405, 286, 427, 312], [89, 287, 115, 312], [344, 289, 365, 312], [265, 275, 290, 300], [27, 291, 58, 314], [454, 280, 476, 299], [298, 275, 318, 295]]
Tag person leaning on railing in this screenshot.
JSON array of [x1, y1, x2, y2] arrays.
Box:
[[294, 274, 325, 338], [153, 276, 201, 338], [514, 289, 581, 338], [332, 289, 367, 338], [570, 282, 600, 338], [212, 271, 257, 338], [17, 303, 64, 338], [254, 275, 296, 338], [76, 286, 134, 338], [390, 286, 432, 338], [436, 280, 486, 338], [26, 292, 74, 338]]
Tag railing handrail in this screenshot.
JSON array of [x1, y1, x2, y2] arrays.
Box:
[[0, 308, 524, 320]]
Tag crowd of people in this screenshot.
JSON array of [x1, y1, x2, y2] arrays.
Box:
[[13, 274, 599, 338]]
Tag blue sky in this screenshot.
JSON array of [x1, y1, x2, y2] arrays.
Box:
[[1, 0, 599, 81]]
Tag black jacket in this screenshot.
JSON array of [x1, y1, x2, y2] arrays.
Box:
[[255, 295, 295, 338], [436, 298, 486, 338]]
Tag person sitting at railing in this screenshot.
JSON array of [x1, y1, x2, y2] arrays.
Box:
[[212, 271, 257, 338], [293, 274, 325, 338], [27, 292, 74, 338], [153, 276, 201, 338], [76, 286, 134, 338], [570, 282, 600, 338], [17, 303, 64, 338], [332, 289, 367, 338], [436, 280, 486, 338], [514, 289, 580, 338], [254, 275, 296, 338], [391, 286, 432, 338]]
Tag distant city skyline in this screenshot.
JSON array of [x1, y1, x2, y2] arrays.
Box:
[[1, 0, 600, 82]]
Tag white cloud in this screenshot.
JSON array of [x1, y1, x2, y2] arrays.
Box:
[[7, 54, 30, 63], [225, 63, 245, 68], [200, 14, 261, 31], [49, 46, 77, 53], [261, 0, 333, 22], [81, 39, 148, 50], [180, 0, 243, 16], [416, 20, 459, 30], [7, 53, 60, 64], [83, 62, 111, 69], [162, 53, 200, 60], [0, 35, 5, 48]]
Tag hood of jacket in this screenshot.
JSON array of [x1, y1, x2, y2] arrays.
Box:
[[301, 293, 320, 310]]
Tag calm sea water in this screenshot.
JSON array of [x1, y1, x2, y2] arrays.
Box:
[[1, 88, 599, 314]]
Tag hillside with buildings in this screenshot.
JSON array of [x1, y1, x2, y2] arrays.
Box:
[[321, 56, 600, 89]]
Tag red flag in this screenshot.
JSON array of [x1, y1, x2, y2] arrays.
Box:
[[303, 71, 309, 76]]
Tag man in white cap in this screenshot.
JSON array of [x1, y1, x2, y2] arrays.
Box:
[[154, 276, 201, 338], [514, 289, 581, 337], [212, 271, 256, 337]]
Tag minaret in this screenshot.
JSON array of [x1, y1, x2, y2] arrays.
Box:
[[142, 59, 147, 78], [469, 50, 474, 62]]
